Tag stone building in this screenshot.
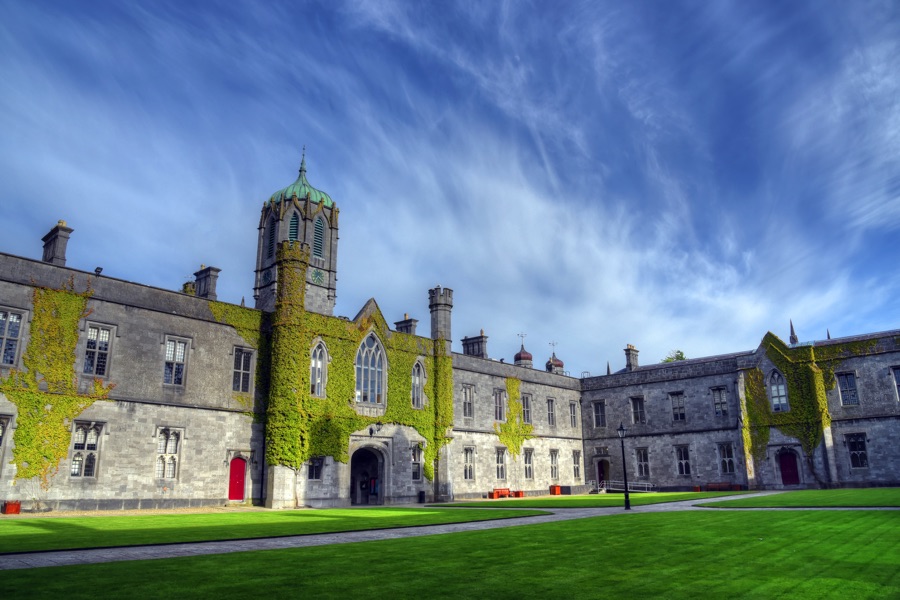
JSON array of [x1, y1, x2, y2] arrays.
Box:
[[1, 160, 898, 511]]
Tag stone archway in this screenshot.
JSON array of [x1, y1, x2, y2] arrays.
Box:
[[350, 447, 384, 505]]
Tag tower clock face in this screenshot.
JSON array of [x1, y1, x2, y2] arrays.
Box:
[[311, 269, 325, 285], [262, 269, 272, 284]]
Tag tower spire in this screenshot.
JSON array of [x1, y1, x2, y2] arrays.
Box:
[[299, 146, 307, 177], [789, 320, 799, 344]]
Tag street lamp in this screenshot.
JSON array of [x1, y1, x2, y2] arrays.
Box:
[[617, 422, 631, 510]]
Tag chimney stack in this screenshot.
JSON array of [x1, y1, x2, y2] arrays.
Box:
[[462, 330, 489, 359], [42, 220, 73, 266], [193, 265, 221, 300], [624, 344, 639, 371], [394, 313, 418, 335]]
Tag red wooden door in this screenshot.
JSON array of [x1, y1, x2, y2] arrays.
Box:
[[779, 452, 799, 485], [229, 457, 246, 500], [597, 460, 606, 484]]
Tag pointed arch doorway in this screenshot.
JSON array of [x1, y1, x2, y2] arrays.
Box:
[[350, 447, 383, 505], [778, 449, 800, 486]]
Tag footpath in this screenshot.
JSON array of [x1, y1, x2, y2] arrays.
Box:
[[4, 492, 886, 571]]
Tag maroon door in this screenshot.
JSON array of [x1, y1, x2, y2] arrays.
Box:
[[597, 460, 607, 485], [229, 457, 246, 500], [779, 452, 800, 485]]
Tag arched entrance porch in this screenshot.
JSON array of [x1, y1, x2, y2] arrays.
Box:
[[350, 447, 384, 505]]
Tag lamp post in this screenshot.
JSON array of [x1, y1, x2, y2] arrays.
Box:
[[617, 422, 631, 510]]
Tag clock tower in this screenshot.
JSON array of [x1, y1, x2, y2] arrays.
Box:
[[254, 152, 339, 315]]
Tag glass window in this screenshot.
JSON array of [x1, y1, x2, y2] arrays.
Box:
[[411, 363, 425, 409], [70, 422, 102, 477], [494, 389, 505, 421], [573, 450, 581, 479], [156, 428, 180, 479], [770, 372, 788, 412], [310, 343, 327, 396], [308, 457, 324, 480], [0, 310, 23, 366], [464, 447, 474, 480], [462, 385, 474, 418], [522, 394, 532, 424], [893, 367, 900, 401], [164, 338, 188, 386], [712, 387, 728, 417], [719, 443, 735, 474], [593, 401, 606, 427], [524, 449, 534, 480], [83, 325, 111, 377], [496, 448, 506, 480], [631, 397, 646, 424], [233, 348, 252, 393], [670, 392, 685, 422], [837, 373, 859, 406], [636, 448, 650, 478], [846, 433, 868, 468], [676, 446, 691, 475], [550, 450, 559, 479], [412, 445, 423, 480], [569, 402, 578, 428], [547, 398, 556, 427], [355, 334, 385, 404]]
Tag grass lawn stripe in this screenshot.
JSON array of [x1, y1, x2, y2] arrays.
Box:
[[441, 490, 750, 508], [0, 507, 545, 554], [4, 510, 898, 599], [699, 487, 900, 508]]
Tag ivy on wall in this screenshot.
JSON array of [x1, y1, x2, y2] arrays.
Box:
[[208, 300, 271, 412], [742, 332, 877, 483], [260, 241, 455, 480], [0, 279, 114, 488], [494, 377, 533, 458]]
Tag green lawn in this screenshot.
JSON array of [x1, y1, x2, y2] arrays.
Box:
[[5, 510, 898, 598], [0, 507, 545, 554], [700, 487, 900, 508], [440, 490, 748, 508]]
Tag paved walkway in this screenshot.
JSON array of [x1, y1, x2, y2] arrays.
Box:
[[1, 492, 890, 571]]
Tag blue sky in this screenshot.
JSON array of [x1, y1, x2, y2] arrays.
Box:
[[2, 0, 899, 376]]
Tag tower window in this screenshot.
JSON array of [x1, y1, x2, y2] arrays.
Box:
[[267, 220, 276, 258], [289, 213, 299, 241], [313, 217, 326, 258]]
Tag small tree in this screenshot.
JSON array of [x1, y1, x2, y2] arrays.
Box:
[[661, 349, 687, 363]]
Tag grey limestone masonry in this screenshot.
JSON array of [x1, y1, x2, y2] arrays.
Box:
[[2, 172, 900, 512]]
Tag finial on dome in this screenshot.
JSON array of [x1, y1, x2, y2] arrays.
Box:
[[299, 146, 307, 176]]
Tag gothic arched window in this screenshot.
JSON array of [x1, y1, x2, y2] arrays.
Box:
[[310, 342, 327, 397], [313, 217, 326, 258], [770, 372, 789, 412], [355, 334, 385, 404], [411, 362, 425, 409]]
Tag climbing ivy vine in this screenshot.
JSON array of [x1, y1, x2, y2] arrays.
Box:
[[0, 279, 115, 489], [494, 377, 533, 458], [742, 333, 877, 483]]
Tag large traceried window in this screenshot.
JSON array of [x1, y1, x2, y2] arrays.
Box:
[[156, 428, 180, 479], [313, 217, 326, 258], [1, 309, 23, 366], [310, 343, 327, 397], [770, 372, 789, 412], [355, 334, 385, 404], [70, 422, 102, 477], [411, 362, 425, 409]]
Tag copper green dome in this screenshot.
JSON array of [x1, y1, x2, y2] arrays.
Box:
[[269, 153, 334, 208]]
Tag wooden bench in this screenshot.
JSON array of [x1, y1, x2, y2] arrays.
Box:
[[705, 482, 733, 492], [490, 488, 511, 499]]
